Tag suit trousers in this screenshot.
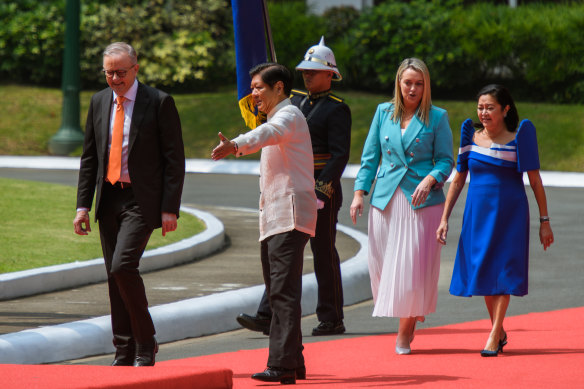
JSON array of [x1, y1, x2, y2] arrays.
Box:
[[98, 183, 155, 346], [256, 190, 344, 323], [261, 229, 309, 369]]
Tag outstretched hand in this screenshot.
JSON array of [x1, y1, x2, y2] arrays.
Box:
[[211, 132, 235, 161]]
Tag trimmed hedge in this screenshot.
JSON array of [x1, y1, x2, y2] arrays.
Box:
[[0, 0, 582, 102], [335, 0, 584, 102], [0, 0, 232, 90]]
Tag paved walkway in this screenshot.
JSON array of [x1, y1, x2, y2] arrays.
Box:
[[1, 159, 582, 366], [0, 205, 360, 335]]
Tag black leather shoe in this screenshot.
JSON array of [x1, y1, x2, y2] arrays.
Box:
[[133, 338, 158, 367], [312, 320, 345, 336], [296, 365, 306, 380], [111, 356, 134, 366], [236, 313, 271, 335], [111, 336, 135, 366], [251, 367, 296, 384]]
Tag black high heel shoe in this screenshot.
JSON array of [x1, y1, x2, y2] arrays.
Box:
[[498, 333, 508, 353], [481, 334, 504, 357], [480, 348, 498, 357]]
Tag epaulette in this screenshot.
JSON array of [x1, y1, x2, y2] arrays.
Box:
[[328, 93, 344, 103], [290, 89, 307, 98]]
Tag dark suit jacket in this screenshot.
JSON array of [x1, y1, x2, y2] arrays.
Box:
[[76, 82, 185, 229]]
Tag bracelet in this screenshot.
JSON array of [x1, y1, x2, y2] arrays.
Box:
[[539, 216, 550, 223]]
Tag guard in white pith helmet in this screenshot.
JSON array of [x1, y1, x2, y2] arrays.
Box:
[[236, 36, 352, 338], [296, 36, 342, 81]]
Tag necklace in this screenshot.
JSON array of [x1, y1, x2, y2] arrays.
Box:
[[402, 112, 415, 122]]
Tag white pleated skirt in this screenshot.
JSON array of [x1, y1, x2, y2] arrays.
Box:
[[368, 187, 444, 318]]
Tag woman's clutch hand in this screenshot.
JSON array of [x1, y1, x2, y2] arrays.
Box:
[[350, 191, 365, 225], [436, 220, 448, 245], [539, 222, 554, 251]]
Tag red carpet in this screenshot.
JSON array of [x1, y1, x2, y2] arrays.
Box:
[[2, 307, 583, 388], [169, 307, 584, 388], [1, 365, 232, 388]]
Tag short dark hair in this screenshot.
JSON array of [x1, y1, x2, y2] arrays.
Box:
[[476, 84, 519, 132], [249, 62, 293, 96]]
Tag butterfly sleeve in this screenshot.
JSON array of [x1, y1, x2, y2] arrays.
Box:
[[516, 119, 541, 172], [456, 118, 474, 173]]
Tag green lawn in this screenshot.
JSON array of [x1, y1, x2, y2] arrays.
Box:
[[0, 177, 205, 273], [1, 85, 583, 172]]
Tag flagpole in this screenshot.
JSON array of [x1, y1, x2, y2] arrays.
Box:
[[261, 0, 277, 62]]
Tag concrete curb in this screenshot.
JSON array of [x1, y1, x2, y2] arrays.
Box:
[[0, 207, 225, 301], [0, 224, 370, 364]]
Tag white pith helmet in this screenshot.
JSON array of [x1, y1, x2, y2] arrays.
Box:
[[296, 36, 342, 81]]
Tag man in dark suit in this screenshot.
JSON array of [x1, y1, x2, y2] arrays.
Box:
[[236, 37, 351, 337], [73, 42, 185, 367]]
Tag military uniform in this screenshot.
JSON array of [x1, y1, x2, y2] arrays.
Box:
[[237, 37, 352, 340], [293, 88, 351, 324]]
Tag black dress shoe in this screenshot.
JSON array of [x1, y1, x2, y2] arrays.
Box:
[[312, 320, 345, 336], [296, 365, 306, 380], [236, 313, 271, 335], [111, 336, 135, 366], [251, 367, 296, 384], [111, 357, 134, 366], [133, 338, 158, 367]]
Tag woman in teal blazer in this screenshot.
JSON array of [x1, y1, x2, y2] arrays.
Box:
[[350, 58, 453, 355]]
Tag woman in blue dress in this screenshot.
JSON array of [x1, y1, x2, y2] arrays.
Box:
[[436, 85, 554, 357]]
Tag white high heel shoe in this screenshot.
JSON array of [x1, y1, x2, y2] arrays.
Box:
[[395, 343, 411, 355]]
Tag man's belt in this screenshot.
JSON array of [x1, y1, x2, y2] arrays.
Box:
[[109, 181, 132, 189], [314, 153, 331, 170]]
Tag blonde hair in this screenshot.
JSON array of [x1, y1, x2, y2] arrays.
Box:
[[391, 58, 432, 126]]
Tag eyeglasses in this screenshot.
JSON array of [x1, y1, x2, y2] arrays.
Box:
[[102, 65, 136, 78]]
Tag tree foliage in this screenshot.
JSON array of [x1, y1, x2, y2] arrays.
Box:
[[0, 0, 231, 89], [334, 0, 584, 102], [0, 0, 65, 84], [80, 0, 232, 89], [1, 0, 583, 102]]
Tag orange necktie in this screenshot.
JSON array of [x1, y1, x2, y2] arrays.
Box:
[[107, 96, 126, 184]]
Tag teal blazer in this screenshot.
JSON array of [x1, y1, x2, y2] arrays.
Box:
[[354, 102, 454, 210]]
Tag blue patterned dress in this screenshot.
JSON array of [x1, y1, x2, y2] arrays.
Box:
[[450, 119, 540, 297]]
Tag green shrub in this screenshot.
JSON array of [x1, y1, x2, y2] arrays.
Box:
[[339, 0, 465, 94], [80, 0, 232, 90], [1, 0, 583, 102], [268, 1, 325, 85], [0, 0, 65, 85], [448, 2, 584, 102], [340, 0, 584, 102], [322, 6, 361, 44], [0, 0, 232, 90]]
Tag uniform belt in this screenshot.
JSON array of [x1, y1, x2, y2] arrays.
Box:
[[314, 153, 331, 170]]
